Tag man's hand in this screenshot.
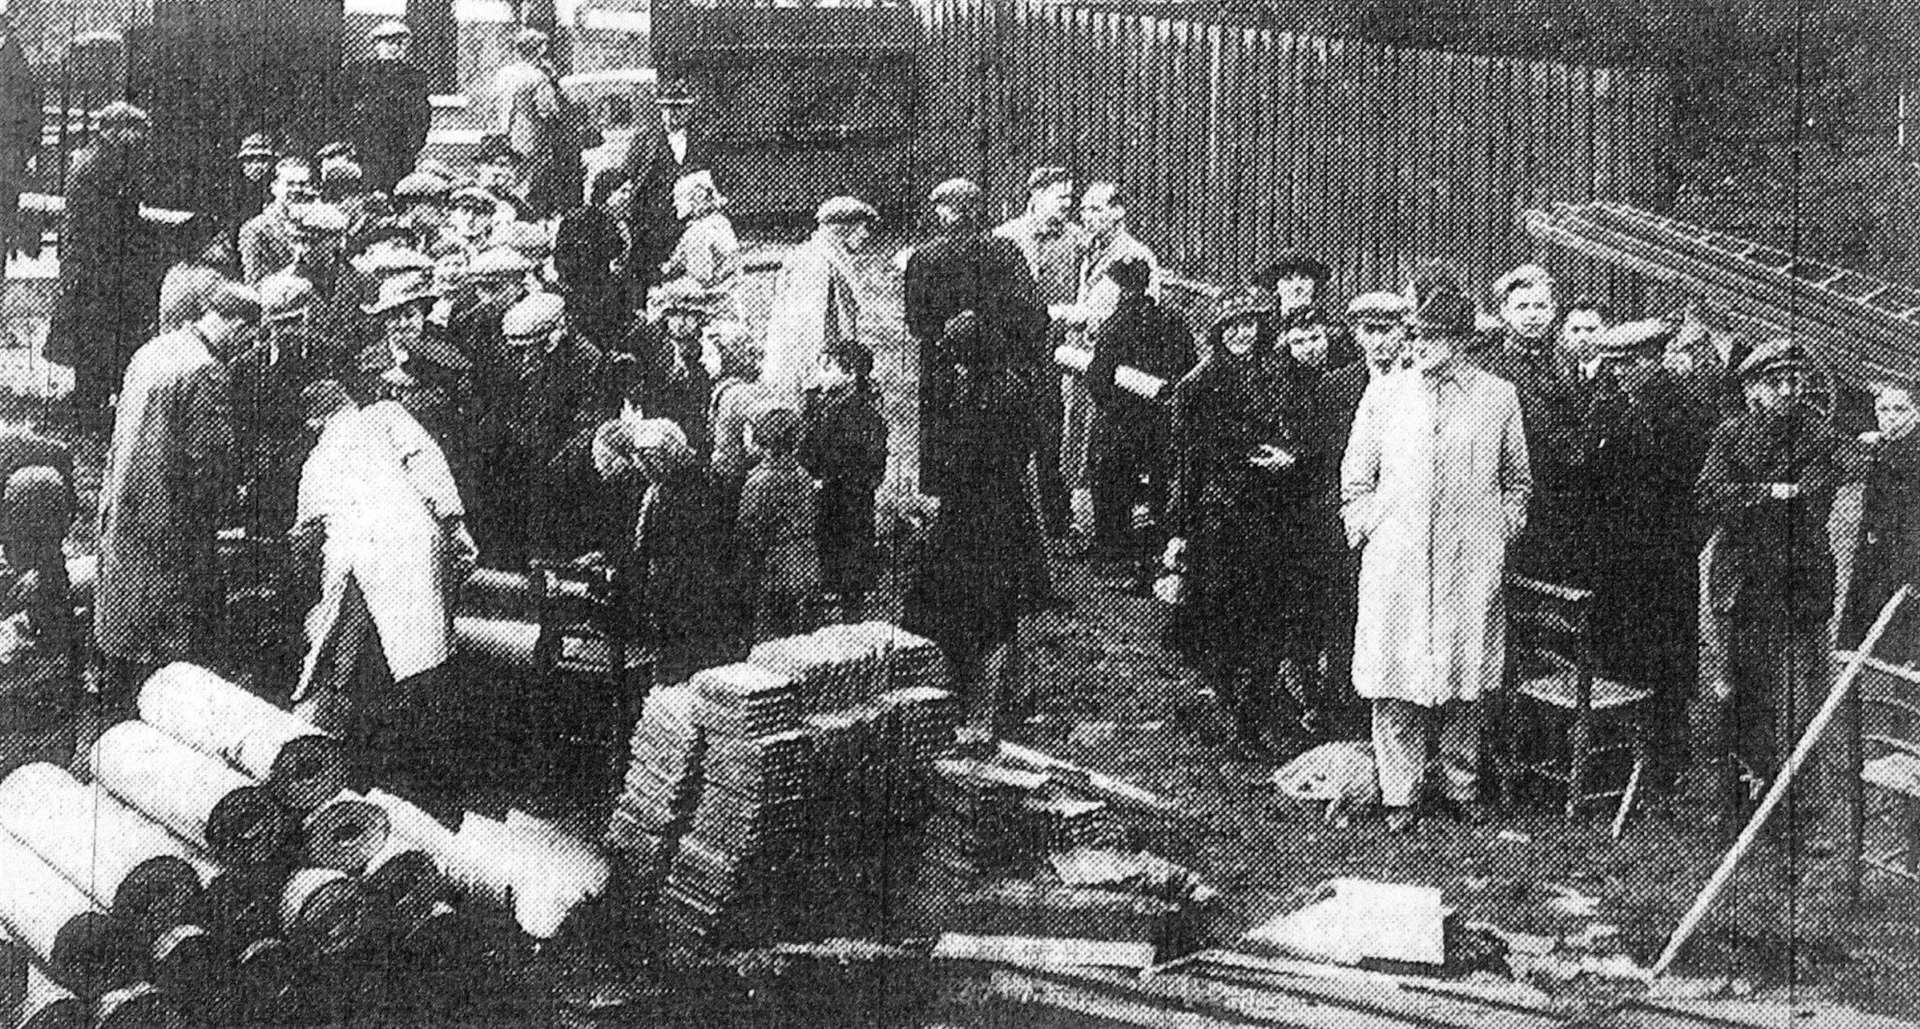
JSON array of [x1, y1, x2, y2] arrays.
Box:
[[1249, 444, 1295, 471], [447, 521, 480, 584], [1049, 303, 1088, 326], [1768, 482, 1801, 501], [1162, 537, 1186, 570]]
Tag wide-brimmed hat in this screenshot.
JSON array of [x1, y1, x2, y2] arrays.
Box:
[[371, 19, 411, 39], [1407, 287, 1476, 338], [362, 274, 435, 316], [467, 247, 535, 282], [450, 185, 498, 212], [393, 172, 451, 202], [290, 203, 350, 239], [815, 195, 877, 226], [1258, 252, 1330, 287], [1211, 287, 1274, 328]]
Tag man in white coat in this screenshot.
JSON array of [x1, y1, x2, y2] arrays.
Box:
[[761, 196, 874, 401], [291, 380, 478, 771], [1340, 286, 1532, 833]]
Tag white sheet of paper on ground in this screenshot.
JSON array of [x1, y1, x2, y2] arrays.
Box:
[[449, 810, 609, 939], [1242, 879, 1446, 966], [931, 933, 1155, 971]]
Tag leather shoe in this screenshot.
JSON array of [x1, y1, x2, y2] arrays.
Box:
[[1443, 798, 1494, 827], [1383, 806, 1418, 834]]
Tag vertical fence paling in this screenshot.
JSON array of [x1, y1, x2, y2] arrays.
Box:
[[912, 0, 1668, 293]]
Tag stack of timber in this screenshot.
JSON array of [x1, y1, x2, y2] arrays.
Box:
[[610, 622, 960, 947], [1525, 202, 1920, 385]]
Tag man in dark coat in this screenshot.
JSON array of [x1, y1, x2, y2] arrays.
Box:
[[1580, 318, 1715, 778], [473, 292, 617, 563], [0, 14, 41, 277], [342, 21, 433, 193], [1692, 340, 1851, 839], [48, 103, 171, 420], [1084, 256, 1193, 580], [624, 79, 715, 312], [901, 178, 1052, 729], [904, 178, 1041, 499]]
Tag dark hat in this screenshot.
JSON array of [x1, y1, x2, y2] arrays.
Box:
[[1211, 287, 1273, 328], [2, 466, 72, 541], [656, 78, 695, 106], [1407, 287, 1476, 338], [1737, 338, 1811, 381], [235, 132, 277, 160], [403, 333, 473, 375], [1595, 317, 1676, 359], [474, 134, 522, 166], [1278, 304, 1332, 332], [1026, 166, 1072, 193], [1106, 256, 1152, 295], [748, 404, 802, 453], [1257, 252, 1331, 287]]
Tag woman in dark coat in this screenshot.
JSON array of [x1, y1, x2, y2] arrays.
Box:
[[1164, 290, 1321, 759], [1843, 383, 1920, 665]]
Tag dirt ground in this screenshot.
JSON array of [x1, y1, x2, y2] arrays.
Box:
[[3, 250, 1918, 1024]]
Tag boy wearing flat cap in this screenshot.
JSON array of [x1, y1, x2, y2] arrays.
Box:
[[1692, 339, 1853, 845]]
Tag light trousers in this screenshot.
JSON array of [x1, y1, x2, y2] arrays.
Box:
[[1371, 698, 1485, 807]]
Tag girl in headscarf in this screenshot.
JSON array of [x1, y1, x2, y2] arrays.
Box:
[[657, 169, 739, 317]]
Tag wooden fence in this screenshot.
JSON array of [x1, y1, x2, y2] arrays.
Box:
[[914, 0, 1673, 297]]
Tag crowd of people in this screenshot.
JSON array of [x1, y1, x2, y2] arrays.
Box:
[[5, 16, 1916, 846]]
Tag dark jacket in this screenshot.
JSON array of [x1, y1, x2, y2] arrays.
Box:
[[342, 58, 432, 190], [738, 453, 822, 628], [47, 140, 166, 401], [903, 229, 1047, 497], [1476, 336, 1590, 581], [1843, 431, 1920, 658], [623, 125, 717, 287], [1165, 333, 1319, 660], [1696, 404, 1849, 622], [1086, 294, 1194, 467], [624, 325, 714, 461], [800, 382, 888, 596], [553, 206, 632, 350]]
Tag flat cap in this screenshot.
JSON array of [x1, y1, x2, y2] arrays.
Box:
[[473, 135, 522, 165], [490, 220, 552, 258], [371, 19, 411, 38], [3, 466, 71, 540], [393, 172, 451, 201], [403, 333, 472, 374], [234, 132, 277, 160], [929, 177, 981, 207], [1025, 166, 1071, 192], [502, 292, 566, 338], [815, 195, 878, 226], [1493, 262, 1555, 298], [290, 203, 350, 236], [413, 157, 459, 182], [96, 101, 150, 128], [656, 79, 695, 106], [1595, 317, 1676, 359], [360, 246, 435, 280], [1346, 290, 1410, 324], [258, 274, 317, 322], [1737, 338, 1811, 381], [467, 247, 535, 281], [362, 274, 435, 316], [1408, 286, 1476, 337], [449, 184, 498, 211]]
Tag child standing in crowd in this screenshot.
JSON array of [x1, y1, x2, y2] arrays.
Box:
[[800, 340, 889, 615], [738, 405, 823, 642]]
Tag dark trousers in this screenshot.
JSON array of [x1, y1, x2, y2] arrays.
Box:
[[1032, 381, 1070, 536], [1090, 445, 1161, 567]]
